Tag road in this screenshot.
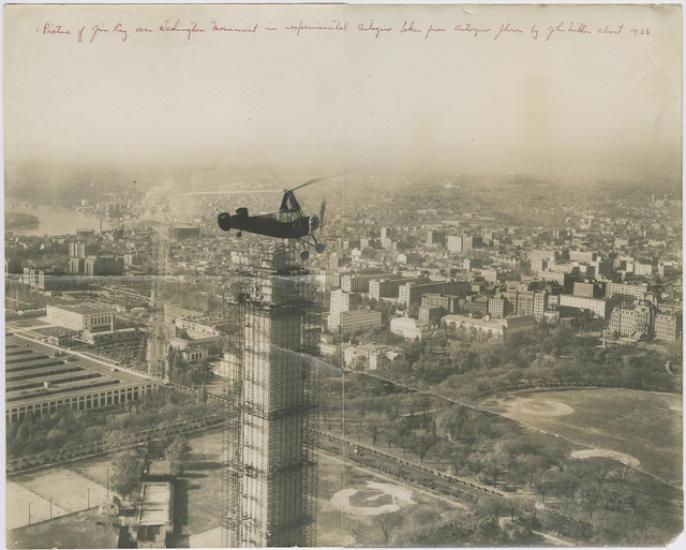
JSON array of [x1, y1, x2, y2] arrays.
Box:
[[7, 416, 224, 475]]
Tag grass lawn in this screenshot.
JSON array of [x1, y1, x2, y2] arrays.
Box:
[[486, 388, 682, 484], [317, 451, 462, 547], [182, 429, 460, 547], [8, 510, 119, 549], [8, 426, 463, 548]]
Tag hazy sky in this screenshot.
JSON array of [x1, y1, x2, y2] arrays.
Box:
[[4, 4, 682, 183]]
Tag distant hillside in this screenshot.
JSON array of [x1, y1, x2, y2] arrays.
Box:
[[6, 212, 39, 228]]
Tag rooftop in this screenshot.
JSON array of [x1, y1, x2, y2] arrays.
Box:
[[136, 481, 172, 526], [442, 314, 506, 329], [5, 335, 153, 408], [341, 309, 382, 319], [47, 303, 113, 315]]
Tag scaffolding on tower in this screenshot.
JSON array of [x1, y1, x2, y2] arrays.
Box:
[[221, 241, 319, 548]]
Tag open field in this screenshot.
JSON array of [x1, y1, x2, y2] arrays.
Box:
[[181, 429, 457, 547], [316, 450, 462, 547], [8, 510, 119, 549], [485, 388, 682, 485], [7, 468, 110, 531], [8, 427, 445, 548], [6, 482, 66, 531]]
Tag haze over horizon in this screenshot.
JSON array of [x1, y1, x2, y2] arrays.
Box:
[[4, 4, 682, 187]]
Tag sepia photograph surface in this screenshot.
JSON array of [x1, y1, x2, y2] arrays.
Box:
[[3, 3, 683, 548]]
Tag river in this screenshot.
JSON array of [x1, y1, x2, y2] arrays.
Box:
[[6, 206, 111, 236]]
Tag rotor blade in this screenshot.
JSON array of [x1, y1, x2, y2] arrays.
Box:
[[183, 189, 282, 196], [319, 199, 327, 228], [288, 169, 357, 193], [265, 166, 287, 189]]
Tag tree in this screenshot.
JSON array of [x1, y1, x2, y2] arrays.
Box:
[[548, 470, 581, 513], [476, 495, 509, 519], [374, 511, 404, 544], [165, 435, 191, 474], [534, 468, 558, 503], [514, 453, 549, 486], [46, 426, 68, 448], [502, 520, 539, 545], [410, 508, 442, 526], [473, 517, 501, 545], [144, 438, 167, 461], [103, 429, 136, 450], [577, 484, 603, 519], [385, 416, 403, 450], [468, 450, 505, 486], [435, 405, 470, 443], [367, 424, 380, 446], [409, 430, 437, 463], [13, 421, 32, 448], [197, 383, 208, 404], [343, 517, 363, 544], [621, 360, 648, 389], [111, 450, 144, 497], [393, 508, 443, 545]]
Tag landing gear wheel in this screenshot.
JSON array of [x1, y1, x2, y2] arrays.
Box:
[[315, 243, 326, 254], [300, 250, 310, 261]]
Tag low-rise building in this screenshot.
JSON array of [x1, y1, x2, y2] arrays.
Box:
[[390, 316, 424, 341], [120, 462, 175, 548], [369, 277, 416, 300], [328, 289, 361, 331], [488, 297, 506, 318], [84, 255, 125, 276], [427, 230, 446, 246], [421, 293, 460, 314], [558, 294, 611, 319], [529, 250, 556, 273], [344, 343, 399, 371], [398, 280, 471, 311], [654, 313, 679, 342], [609, 282, 648, 301], [46, 304, 115, 332], [461, 296, 489, 317], [476, 268, 498, 284], [573, 281, 606, 299], [609, 304, 652, 338], [168, 224, 200, 240], [23, 266, 75, 291], [442, 314, 536, 341], [418, 305, 446, 327], [341, 271, 392, 293], [6, 336, 158, 424], [634, 261, 654, 276], [447, 235, 473, 253], [338, 309, 382, 334]]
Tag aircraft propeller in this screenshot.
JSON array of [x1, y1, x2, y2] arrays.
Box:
[[319, 199, 326, 228]]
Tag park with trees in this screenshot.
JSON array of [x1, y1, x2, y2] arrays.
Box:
[[316, 321, 683, 546], [110, 434, 192, 499], [6, 387, 220, 462]]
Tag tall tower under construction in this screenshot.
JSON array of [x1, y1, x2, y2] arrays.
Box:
[[146, 224, 172, 380], [223, 242, 318, 547]]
